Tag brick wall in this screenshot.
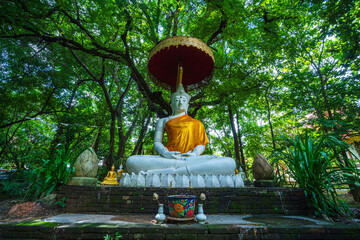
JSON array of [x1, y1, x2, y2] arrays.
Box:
[[57, 186, 313, 215]]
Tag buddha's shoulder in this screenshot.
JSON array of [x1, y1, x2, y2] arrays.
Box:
[[183, 115, 202, 123], [176, 115, 204, 126], [156, 116, 170, 127], [191, 117, 202, 122], [162, 114, 204, 125], [192, 118, 205, 127]]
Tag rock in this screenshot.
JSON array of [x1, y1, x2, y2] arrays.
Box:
[[73, 147, 98, 178], [252, 154, 274, 180]]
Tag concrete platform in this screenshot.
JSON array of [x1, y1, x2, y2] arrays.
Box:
[[0, 214, 359, 239]]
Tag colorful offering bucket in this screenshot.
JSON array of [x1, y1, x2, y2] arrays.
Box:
[[167, 195, 196, 218]]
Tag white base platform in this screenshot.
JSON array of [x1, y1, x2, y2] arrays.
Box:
[[119, 173, 245, 188]]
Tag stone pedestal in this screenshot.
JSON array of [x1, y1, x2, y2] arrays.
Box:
[[67, 177, 98, 186], [119, 173, 245, 188], [254, 180, 278, 188]]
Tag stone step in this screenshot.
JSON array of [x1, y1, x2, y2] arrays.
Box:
[[1, 214, 359, 240]]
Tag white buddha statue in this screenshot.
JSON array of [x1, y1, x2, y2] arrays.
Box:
[[126, 84, 236, 175]]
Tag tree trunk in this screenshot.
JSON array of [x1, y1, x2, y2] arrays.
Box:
[[49, 125, 64, 158], [171, 0, 180, 36], [0, 123, 23, 162], [131, 113, 151, 156], [207, 135, 213, 155], [228, 105, 240, 168], [49, 84, 78, 156], [106, 111, 116, 170], [116, 123, 126, 165], [93, 126, 102, 153], [236, 112, 248, 178], [265, 96, 276, 149], [115, 108, 140, 162]]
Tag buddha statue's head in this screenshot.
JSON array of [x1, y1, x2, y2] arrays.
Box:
[[170, 83, 191, 115]]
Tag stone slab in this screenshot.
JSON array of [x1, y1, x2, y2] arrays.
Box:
[[67, 177, 98, 186], [254, 180, 278, 187]]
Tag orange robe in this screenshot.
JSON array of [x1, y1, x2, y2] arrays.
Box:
[[165, 115, 209, 154]]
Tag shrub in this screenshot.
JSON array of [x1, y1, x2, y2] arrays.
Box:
[[272, 133, 356, 220], [2, 143, 79, 200]]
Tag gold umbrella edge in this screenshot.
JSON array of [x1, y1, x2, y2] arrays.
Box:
[[148, 36, 215, 63]]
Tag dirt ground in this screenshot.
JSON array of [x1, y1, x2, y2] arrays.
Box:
[[0, 195, 59, 222]]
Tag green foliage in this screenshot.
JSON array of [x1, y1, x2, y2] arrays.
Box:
[[97, 165, 110, 182], [2, 144, 79, 200], [272, 133, 355, 219], [104, 232, 123, 240], [27, 143, 78, 200], [2, 171, 30, 197], [55, 197, 68, 208], [0, 0, 359, 183]]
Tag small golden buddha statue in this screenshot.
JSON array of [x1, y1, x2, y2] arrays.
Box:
[[101, 164, 119, 185]]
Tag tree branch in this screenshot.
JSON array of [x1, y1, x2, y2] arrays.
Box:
[[0, 88, 56, 129], [207, 19, 227, 46], [190, 98, 223, 109], [116, 76, 134, 112], [1, 8, 170, 116], [207, 4, 228, 46], [68, 48, 99, 81]]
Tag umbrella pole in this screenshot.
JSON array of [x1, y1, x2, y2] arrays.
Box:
[[176, 62, 183, 87]]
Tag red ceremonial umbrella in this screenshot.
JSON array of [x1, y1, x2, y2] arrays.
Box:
[[148, 36, 215, 91]]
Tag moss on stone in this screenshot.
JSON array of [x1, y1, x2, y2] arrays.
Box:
[[15, 221, 59, 227]]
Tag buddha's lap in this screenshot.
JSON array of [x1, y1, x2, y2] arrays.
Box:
[[126, 155, 235, 172]]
